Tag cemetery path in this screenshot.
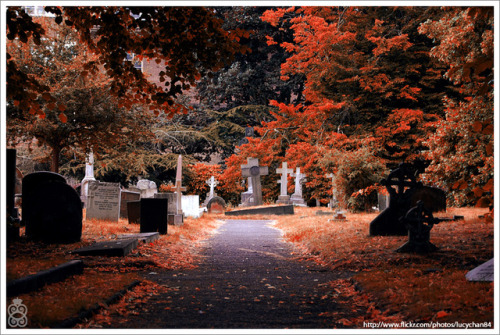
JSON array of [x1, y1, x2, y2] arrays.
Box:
[[103, 219, 353, 329]]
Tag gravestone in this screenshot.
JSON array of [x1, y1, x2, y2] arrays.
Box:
[[140, 198, 168, 234], [86, 181, 121, 221], [207, 196, 226, 214], [80, 152, 96, 206], [465, 258, 494, 282], [329, 210, 347, 222], [73, 239, 138, 257], [117, 232, 160, 243], [136, 179, 158, 198], [182, 195, 202, 218], [202, 176, 218, 207], [173, 155, 186, 225], [290, 167, 307, 206], [120, 190, 141, 218], [127, 200, 141, 224], [23, 171, 82, 243], [240, 177, 254, 206], [276, 162, 293, 205], [370, 162, 447, 236], [240, 157, 269, 207], [325, 173, 338, 209], [154, 192, 177, 225]]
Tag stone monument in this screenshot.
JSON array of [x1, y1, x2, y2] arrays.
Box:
[[290, 167, 307, 206], [173, 155, 186, 225], [202, 176, 218, 207], [276, 162, 293, 205], [86, 181, 121, 221], [80, 151, 96, 206], [325, 173, 338, 209], [240, 157, 269, 207]]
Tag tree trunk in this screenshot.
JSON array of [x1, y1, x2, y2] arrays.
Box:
[[51, 146, 60, 173]]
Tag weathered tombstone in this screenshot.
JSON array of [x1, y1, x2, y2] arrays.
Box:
[[127, 200, 141, 224], [73, 239, 138, 257], [240, 177, 254, 206], [325, 173, 338, 209], [23, 171, 82, 243], [86, 181, 121, 221], [276, 162, 293, 205], [120, 190, 141, 218], [154, 192, 177, 225], [136, 179, 158, 198], [290, 167, 307, 206], [202, 176, 218, 207], [369, 162, 447, 236], [207, 196, 226, 214], [182, 195, 202, 218], [465, 258, 494, 282], [140, 198, 168, 234], [80, 152, 96, 206], [173, 155, 186, 225], [7, 149, 21, 242], [240, 157, 269, 207]]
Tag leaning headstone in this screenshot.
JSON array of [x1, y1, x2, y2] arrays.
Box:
[[276, 162, 293, 205], [465, 258, 494, 282], [86, 181, 121, 221], [80, 152, 96, 206], [290, 167, 307, 206], [127, 200, 141, 224], [120, 190, 141, 218], [23, 171, 82, 243], [136, 179, 158, 198], [154, 192, 177, 225], [207, 196, 226, 214], [140, 198, 168, 234], [240, 157, 269, 206]]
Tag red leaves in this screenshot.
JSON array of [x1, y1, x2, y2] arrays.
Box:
[[58, 113, 68, 123]]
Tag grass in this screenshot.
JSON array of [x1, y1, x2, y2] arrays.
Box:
[[272, 206, 494, 328], [5, 212, 225, 328]]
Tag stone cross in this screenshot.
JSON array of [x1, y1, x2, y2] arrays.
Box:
[[326, 173, 337, 208], [174, 155, 186, 215], [290, 167, 307, 206], [241, 157, 268, 206], [277, 162, 293, 196], [206, 176, 218, 198]]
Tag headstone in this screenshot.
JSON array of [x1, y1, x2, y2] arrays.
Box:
[[117, 232, 160, 244], [72, 239, 138, 257], [23, 171, 82, 243], [173, 155, 186, 225], [154, 192, 178, 225], [136, 179, 158, 198], [240, 177, 254, 206], [396, 201, 440, 253], [325, 173, 339, 209], [276, 162, 293, 205], [329, 210, 347, 222], [240, 157, 269, 206], [80, 152, 96, 206], [290, 167, 307, 206], [127, 200, 141, 224], [465, 258, 494, 282], [86, 181, 121, 221], [370, 162, 447, 236], [120, 190, 141, 218], [140, 198, 168, 234], [182, 195, 202, 218], [202, 176, 219, 207], [207, 196, 226, 214]]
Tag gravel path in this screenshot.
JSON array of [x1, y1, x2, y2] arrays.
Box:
[[104, 219, 353, 329]]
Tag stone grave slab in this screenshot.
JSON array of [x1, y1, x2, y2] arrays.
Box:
[[117, 232, 160, 243], [72, 239, 138, 257], [120, 190, 141, 218], [86, 181, 121, 221], [225, 205, 294, 216], [465, 258, 494, 282]]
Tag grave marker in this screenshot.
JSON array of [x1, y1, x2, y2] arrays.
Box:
[[276, 162, 293, 205], [202, 176, 218, 207], [182, 195, 202, 218], [86, 181, 121, 221], [120, 190, 141, 218], [140, 198, 168, 234], [241, 157, 268, 206], [465, 258, 494, 282], [173, 155, 186, 225], [155, 192, 177, 225], [136, 179, 158, 198], [326, 173, 338, 209], [80, 152, 96, 206], [207, 196, 226, 214], [290, 167, 307, 206]]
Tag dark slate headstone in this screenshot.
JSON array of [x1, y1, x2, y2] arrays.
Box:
[[25, 181, 83, 243], [140, 198, 168, 235], [120, 190, 141, 218], [72, 239, 138, 257], [127, 200, 141, 224], [207, 196, 226, 214], [154, 192, 176, 225]]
